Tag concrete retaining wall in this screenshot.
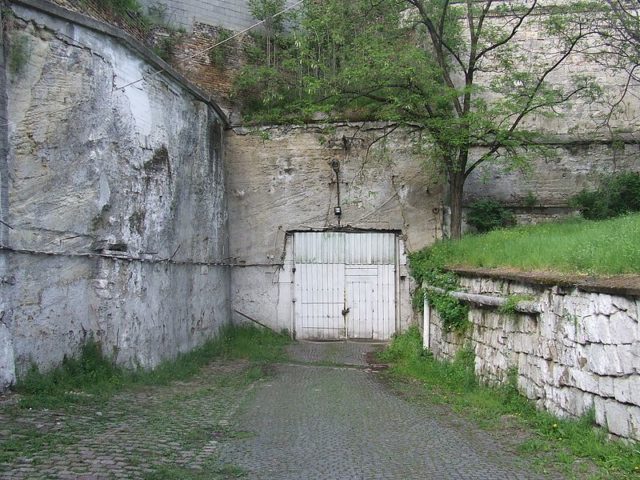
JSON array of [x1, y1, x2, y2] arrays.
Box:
[[425, 271, 640, 441], [0, 1, 230, 387], [137, 0, 298, 32]]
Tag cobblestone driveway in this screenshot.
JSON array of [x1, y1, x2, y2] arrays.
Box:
[[218, 341, 559, 480], [0, 341, 561, 479]]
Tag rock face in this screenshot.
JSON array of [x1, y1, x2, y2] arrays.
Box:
[[225, 124, 445, 333], [427, 274, 640, 442], [0, 2, 230, 383]]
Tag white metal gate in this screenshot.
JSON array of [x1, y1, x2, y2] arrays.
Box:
[[293, 231, 397, 340]]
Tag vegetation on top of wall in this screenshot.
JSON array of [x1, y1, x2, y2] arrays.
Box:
[[466, 199, 516, 234], [408, 249, 469, 332], [570, 171, 640, 220], [378, 327, 640, 479], [73, 0, 184, 61], [412, 213, 640, 276]]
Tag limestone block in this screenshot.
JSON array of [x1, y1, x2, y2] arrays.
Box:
[[539, 313, 558, 341], [617, 344, 639, 375], [628, 405, 640, 441], [593, 294, 617, 316], [582, 314, 612, 344], [520, 316, 538, 334], [611, 296, 635, 313], [519, 375, 544, 400], [0, 323, 16, 392], [557, 343, 579, 368], [598, 375, 615, 398], [586, 344, 622, 376], [613, 375, 640, 406], [551, 386, 593, 417], [512, 333, 528, 353], [604, 400, 632, 438], [570, 368, 598, 393], [564, 294, 595, 319], [608, 311, 637, 345], [594, 396, 607, 427], [560, 317, 578, 343]]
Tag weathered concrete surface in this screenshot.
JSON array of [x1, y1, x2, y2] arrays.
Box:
[[427, 273, 640, 442], [0, 2, 230, 381], [218, 342, 560, 480], [226, 124, 444, 333]]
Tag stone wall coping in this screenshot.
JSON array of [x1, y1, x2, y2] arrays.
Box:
[[449, 267, 640, 298], [11, 0, 228, 126], [423, 284, 543, 313]]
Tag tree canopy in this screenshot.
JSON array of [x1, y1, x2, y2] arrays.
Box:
[[236, 0, 603, 238]]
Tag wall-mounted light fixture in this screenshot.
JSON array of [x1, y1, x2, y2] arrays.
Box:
[[334, 206, 342, 217]]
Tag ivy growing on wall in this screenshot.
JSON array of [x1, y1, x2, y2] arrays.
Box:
[[408, 247, 469, 333]]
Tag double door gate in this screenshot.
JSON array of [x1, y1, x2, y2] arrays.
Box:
[[293, 231, 397, 341]]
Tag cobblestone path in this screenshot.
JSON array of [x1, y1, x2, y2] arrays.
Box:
[[218, 341, 561, 480], [0, 342, 561, 479], [0, 361, 258, 479]]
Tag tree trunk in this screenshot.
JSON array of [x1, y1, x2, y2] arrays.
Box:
[[449, 171, 465, 240]]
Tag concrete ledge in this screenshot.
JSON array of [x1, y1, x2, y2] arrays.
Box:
[[450, 267, 640, 298], [424, 284, 542, 314]]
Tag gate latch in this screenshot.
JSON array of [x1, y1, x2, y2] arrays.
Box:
[[341, 307, 350, 316]]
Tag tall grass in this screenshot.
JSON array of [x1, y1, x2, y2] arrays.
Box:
[[380, 327, 640, 479], [16, 325, 290, 408], [427, 213, 640, 275]]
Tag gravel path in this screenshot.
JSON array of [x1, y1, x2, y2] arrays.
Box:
[[218, 341, 559, 480]]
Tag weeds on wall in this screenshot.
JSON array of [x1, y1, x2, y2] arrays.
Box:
[[379, 327, 640, 479], [408, 248, 469, 333], [153, 33, 179, 62], [497, 294, 535, 316], [209, 27, 234, 68], [73, 0, 184, 63]]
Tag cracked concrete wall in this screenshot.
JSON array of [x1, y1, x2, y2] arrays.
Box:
[[225, 124, 445, 334], [0, 2, 230, 385], [427, 275, 640, 442]]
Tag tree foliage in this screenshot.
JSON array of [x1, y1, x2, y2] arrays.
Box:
[[236, 0, 602, 238]]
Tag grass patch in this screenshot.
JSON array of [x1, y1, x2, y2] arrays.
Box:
[[0, 426, 78, 464], [380, 327, 640, 479], [416, 213, 640, 276], [144, 460, 246, 479], [15, 325, 290, 409]]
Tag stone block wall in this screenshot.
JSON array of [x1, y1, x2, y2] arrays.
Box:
[[0, 1, 230, 387], [426, 272, 640, 441]]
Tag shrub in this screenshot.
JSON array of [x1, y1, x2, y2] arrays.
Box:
[[209, 28, 234, 68], [466, 199, 516, 233], [571, 171, 640, 220]]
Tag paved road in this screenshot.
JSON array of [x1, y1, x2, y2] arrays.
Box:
[[218, 341, 557, 480]]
